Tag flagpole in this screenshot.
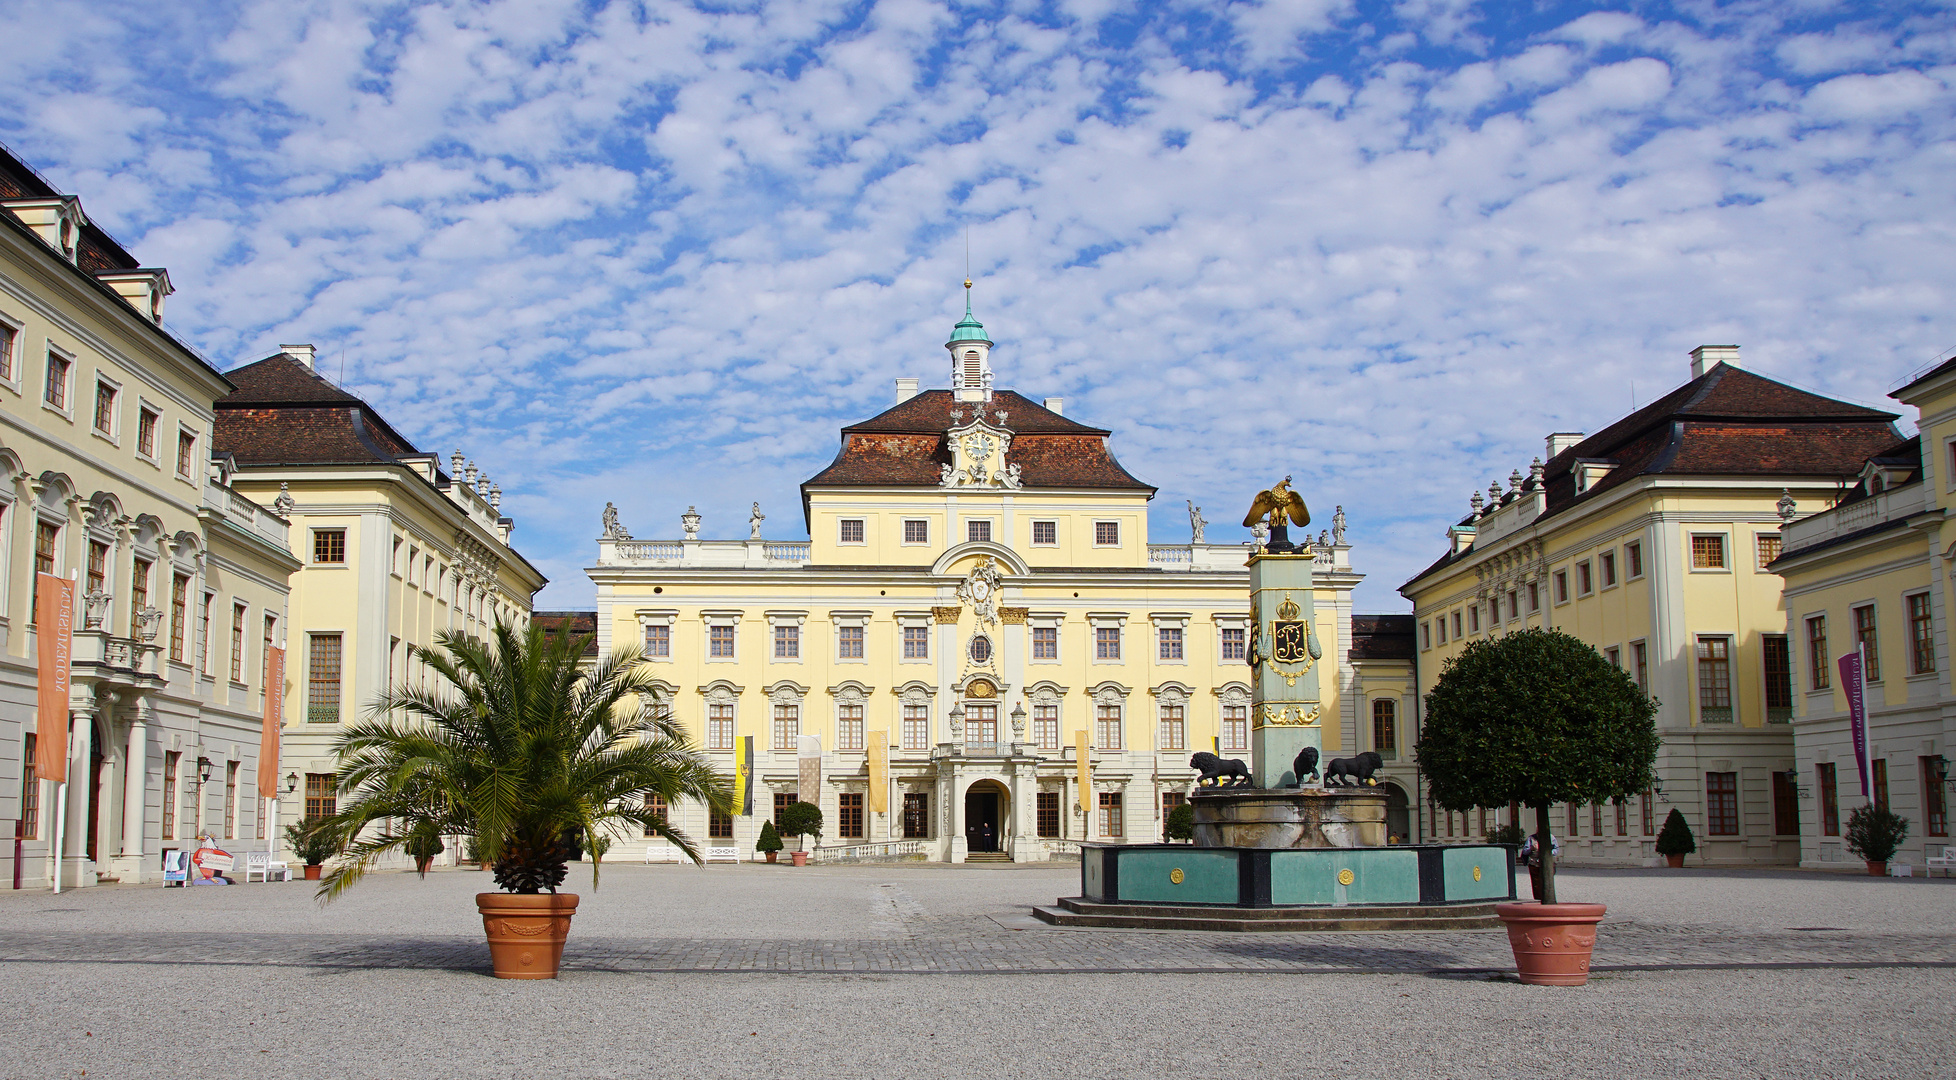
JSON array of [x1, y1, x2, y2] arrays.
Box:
[[50, 780, 66, 894]]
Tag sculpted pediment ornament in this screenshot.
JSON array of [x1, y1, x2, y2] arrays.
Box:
[[940, 417, 1021, 489], [955, 557, 1003, 626]]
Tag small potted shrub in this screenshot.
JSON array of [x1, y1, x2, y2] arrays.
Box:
[[756, 819, 783, 863], [406, 822, 445, 875], [1164, 803, 1195, 843], [1418, 629, 1659, 986], [1487, 823, 1525, 847], [1845, 805, 1910, 876], [1655, 809, 1695, 868], [778, 801, 823, 867], [285, 817, 341, 881]]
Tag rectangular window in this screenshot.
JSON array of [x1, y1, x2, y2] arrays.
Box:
[[1692, 534, 1726, 569], [20, 734, 37, 840], [1696, 636, 1732, 723], [707, 704, 734, 750], [1528, 581, 1540, 612], [838, 518, 864, 544], [1223, 704, 1248, 753], [1763, 635, 1793, 722], [1505, 591, 1518, 621], [1910, 593, 1936, 675], [1372, 698, 1397, 760], [1420, 622, 1431, 650], [709, 624, 735, 658], [198, 593, 212, 674], [1873, 758, 1889, 813], [1591, 802, 1603, 836], [837, 704, 864, 751], [1032, 626, 1058, 660], [774, 624, 800, 659], [964, 703, 998, 750], [838, 624, 864, 659], [1576, 561, 1593, 595], [1486, 596, 1499, 625], [1924, 757, 1948, 838], [169, 574, 189, 663], [1566, 803, 1579, 836], [772, 705, 799, 751], [903, 519, 928, 544], [902, 705, 929, 750], [1032, 520, 1057, 545], [1615, 800, 1628, 837], [1157, 704, 1185, 751], [1221, 626, 1245, 660], [641, 794, 668, 837], [1773, 771, 1799, 836], [1037, 791, 1060, 838], [1757, 533, 1782, 569], [1854, 605, 1880, 682], [1554, 571, 1569, 603], [1451, 611, 1462, 638], [773, 792, 798, 825], [644, 624, 670, 658], [307, 633, 342, 723], [32, 520, 59, 621], [137, 407, 158, 457], [1468, 606, 1480, 633], [1158, 627, 1183, 661], [902, 624, 929, 659], [0, 322, 13, 381], [903, 793, 930, 839], [1098, 791, 1124, 838], [176, 429, 196, 478], [1095, 704, 1123, 751], [86, 539, 108, 595], [224, 762, 238, 837], [1033, 705, 1059, 751], [1094, 521, 1119, 546], [1095, 626, 1121, 661], [1817, 763, 1840, 835], [1642, 791, 1654, 836], [1706, 772, 1739, 835], [839, 792, 864, 839], [263, 615, 277, 690], [966, 519, 991, 544], [305, 772, 336, 820], [1605, 646, 1620, 669], [1161, 791, 1187, 841], [92, 380, 116, 434], [130, 557, 152, 636], [709, 808, 734, 840], [44, 352, 69, 409], [1626, 541, 1643, 578], [313, 529, 346, 564], [1600, 551, 1616, 587], [162, 752, 180, 839], [1808, 615, 1831, 690], [229, 601, 247, 682]]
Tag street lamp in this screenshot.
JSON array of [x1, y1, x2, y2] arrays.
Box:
[[196, 757, 214, 784], [283, 771, 299, 794]]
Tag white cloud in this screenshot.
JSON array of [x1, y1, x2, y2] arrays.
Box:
[[1804, 70, 1948, 120]]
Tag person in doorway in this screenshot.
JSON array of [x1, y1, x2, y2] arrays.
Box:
[[977, 822, 994, 852], [1518, 831, 1561, 901]]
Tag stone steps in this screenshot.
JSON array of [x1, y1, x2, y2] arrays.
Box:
[[1031, 896, 1503, 933], [965, 852, 1013, 864]]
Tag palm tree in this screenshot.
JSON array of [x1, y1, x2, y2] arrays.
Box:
[[315, 619, 732, 900]]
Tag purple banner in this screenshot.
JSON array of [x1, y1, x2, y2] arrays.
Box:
[[1839, 649, 1870, 799]]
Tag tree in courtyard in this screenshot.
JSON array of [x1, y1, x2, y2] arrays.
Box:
[[315, 620, 733, 900], [1165, 802, 1195, 842], [1655, 809, 1696, 861], [778, 801, 823, 852], [756, 819, 783, 856], [1416, 629, 1659, 904]]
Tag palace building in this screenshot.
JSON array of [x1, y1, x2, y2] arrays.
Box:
[[584, 296, 1416, 862]]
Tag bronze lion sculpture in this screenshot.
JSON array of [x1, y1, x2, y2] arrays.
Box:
[[1191, 752, 1252, 787]]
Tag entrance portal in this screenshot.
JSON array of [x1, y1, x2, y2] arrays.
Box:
[[964, 783, 1006, 853], [1383, 783, 1410, 845]]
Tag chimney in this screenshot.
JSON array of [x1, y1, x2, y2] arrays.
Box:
[[281, 343, 316, 370], [1690, 344, 1740, 379], [894, 377, 919, 403], [1043, 397, 1064, 416], [1545, 432, 1585, 460]]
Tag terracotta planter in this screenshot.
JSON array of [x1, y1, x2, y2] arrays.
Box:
[[477, 892, 579, 980], [1866, 860, 1887, 877], [303, 864, 323, 881], [415, 856, 434, 874], [1495, 901, 1606, 986], [791, 851, 808, 867], [1665, 854, 1685, 868], [764, 851, 777, 863]]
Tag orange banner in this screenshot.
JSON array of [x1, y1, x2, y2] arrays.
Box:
[[34, 573, 74, 785], [1075, 729, 1091, 814], [258, 646, 285, 799]]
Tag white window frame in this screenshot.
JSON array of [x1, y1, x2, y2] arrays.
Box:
[[1213, 613, 1250, 664], [837, 517, 866, 546], [1092, 519, 1121, 547], [0, 309, 21, 392], [41, 340, 76, 420], [767, 611, 807, 663], [1575, 559, 1593, 597], [1689, 531, 1732, 573], [1151, 613, 1189, 666], [965, 518, 994, 545], [637, 609, 678, 663], [703, 611, 742, 663], [133, 398, 163, 464], [901, 519, 930, 546], [1089, 612, 1128, 665], [1599, 550, 1618, 590], [309, 527, 349, 567], [1029, 612, 1063, 665], [90, 371, 122, 445], [831, 611, 870, 664], [1030, 519, 1059, 547], [1624, 540, 1645, 580], [897, 613, 931, 664], [174, 422, 199, 481]]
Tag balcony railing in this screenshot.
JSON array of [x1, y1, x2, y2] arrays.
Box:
[[764, 542, 810, 561], [616, 541, 682, 560]]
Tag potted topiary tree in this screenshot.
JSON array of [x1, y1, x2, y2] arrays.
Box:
[[405, 821, 445, 874], [778, 801, 823, 867], [1845, 805, 1910, 876], [285, 817, 341, 881], [756, 819, 783, 863], [313, 621, 733, 979], [1165, 802, 1195, 843], [1418, 629, 1660, 986], [1655, 808, 1695, 868]]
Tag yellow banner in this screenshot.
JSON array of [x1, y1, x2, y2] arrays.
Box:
[[34, 574, 74, 785], [735, 735, 753, 816], [866, 732, 888, 814], [1075, 729, 1091, 814]]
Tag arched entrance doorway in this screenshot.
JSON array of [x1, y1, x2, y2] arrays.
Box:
[[964, 779, 1010, 855], [1382, 783, 1411, 844]]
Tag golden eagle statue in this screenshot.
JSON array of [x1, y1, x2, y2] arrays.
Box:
[[1242, 475, 1311, 530]]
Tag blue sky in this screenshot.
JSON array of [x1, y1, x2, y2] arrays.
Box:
[[3, 0, 1953, 610]]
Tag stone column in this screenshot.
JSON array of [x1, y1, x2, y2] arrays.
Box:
[[61, 707, 94, 888], [117, 702, 149, 881]]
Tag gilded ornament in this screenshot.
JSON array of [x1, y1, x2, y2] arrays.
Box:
[[1169, 868, 1185, 885], [999, 607, 1029, 624], [1337, 868, 1355, 886], [932, 606, 961, 624], [966, 680, 996, 699], [1472, 865, 1483, 882], [1242, 475, 1311, 530]]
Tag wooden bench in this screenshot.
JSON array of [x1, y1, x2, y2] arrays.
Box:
[[1926, 846, 1955, 878]]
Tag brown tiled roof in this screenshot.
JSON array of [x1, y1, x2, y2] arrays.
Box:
[[803, 389, 1153, 493], [0, 143, 140, 273], [1404, 364, 1902, 592], [213, 353, 422, 466], [1350, 614, 1415, 661], [533, 611, 599, 656]]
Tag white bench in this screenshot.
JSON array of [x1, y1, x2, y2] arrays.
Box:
[[1927, 847, 1955, 878], [1888, 863, 1913, 877], [644, 842, 682, 865], [243, 850, 291, 882], [705, 846, 742, 864]]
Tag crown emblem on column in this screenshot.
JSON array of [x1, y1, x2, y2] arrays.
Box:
[[1276, 597, 1301, 621]]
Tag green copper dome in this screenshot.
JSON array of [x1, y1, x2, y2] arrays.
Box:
[[947, 299, 992, 347]]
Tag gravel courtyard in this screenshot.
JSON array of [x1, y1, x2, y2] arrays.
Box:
[[1, 862, 1949, 1079]]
